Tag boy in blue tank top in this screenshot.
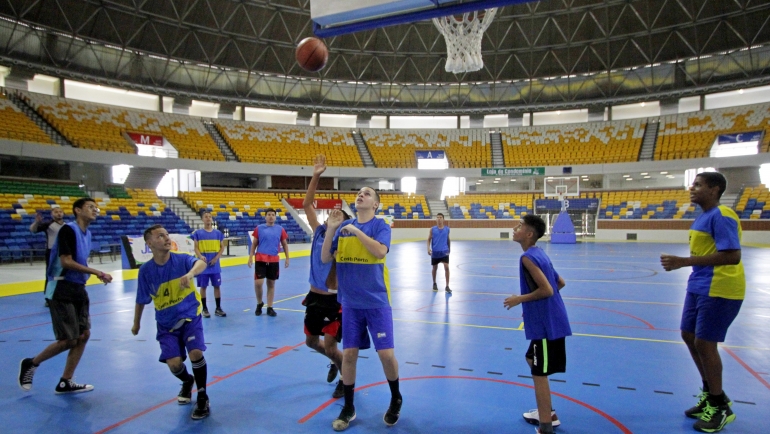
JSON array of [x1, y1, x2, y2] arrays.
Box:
[[19, 198, 113, 394], [302, 154, 350, 399], [192, 211, 226, 318], [321, 187, 402, 432], [132, 225, 210, 420], [504, 214, 569, 434], [427, 212, 451, 293], [661, 172, 743, 433]]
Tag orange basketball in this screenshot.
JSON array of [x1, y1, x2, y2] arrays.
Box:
[[296, 37, 329, 72]]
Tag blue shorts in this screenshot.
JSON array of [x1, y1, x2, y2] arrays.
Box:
[[197, 273, 222, 288], [342, 306, 394, 351], [156, 315, 207, 363], [681, 292, 742, 342]]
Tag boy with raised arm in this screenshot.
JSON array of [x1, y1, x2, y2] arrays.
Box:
[[504, 215, 570, 434], [132, 225, 211, 420], [321, 187, 402, 432]]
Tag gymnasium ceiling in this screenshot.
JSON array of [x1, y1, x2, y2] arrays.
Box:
[[1, 0, 770, 114]]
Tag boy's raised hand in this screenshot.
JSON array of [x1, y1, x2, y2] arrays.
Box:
[[313, 154, 327, 176], [327, 209, 345, 230]]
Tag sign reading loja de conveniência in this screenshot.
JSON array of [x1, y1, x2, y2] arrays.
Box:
[[481, 167, 545, 176]]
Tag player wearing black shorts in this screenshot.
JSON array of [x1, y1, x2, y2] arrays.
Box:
[[427, 213, 451, 293]]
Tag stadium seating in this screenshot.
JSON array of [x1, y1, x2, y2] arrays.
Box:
[[735, 185, 770, 219], [598, 189, 701, 219], [19, 91, 224, 160], [215, 121, 362, 167], [446, 193, 539, 219], [656, 103, 770, 160], [361, 129, 489, 168], [179, 191, 309, 243], [0, 94, 53, 145], [338, 192, 430, 219], [501, 120, 646, 166]]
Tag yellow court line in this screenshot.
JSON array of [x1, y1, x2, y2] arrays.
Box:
[[273, 294, 307, 304]]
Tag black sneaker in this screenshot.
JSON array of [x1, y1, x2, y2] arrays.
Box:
[[202, 309, 211, 318], [693, 401, 735, 432], [191, 396, 210, 420], [255, 302, 264, 316], [18, 358, 37, 391], [332, 406, 356, 431], [686, 390, 732, 419], [55, 378, 94, 394], [215, 308, 226, 317], [266, 307, 277, 317], [178, 378, 194, 404], [432, 283, 438, 291], [44, 299, 49, 308], [445, 286, 452, 294], [383, 397, 402, 426], [327, 363, 339, 383], [333, 380, 344, 399]]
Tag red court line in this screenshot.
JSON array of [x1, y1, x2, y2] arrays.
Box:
[[565, 302, 656, 329], [297, 375, 633, 434], [0, 309, 132, 334], [723, 347, 770, 391], [94, 341, 304, 434]]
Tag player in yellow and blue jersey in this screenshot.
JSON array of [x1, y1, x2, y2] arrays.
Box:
[[321, 187, 401, 432], [132, 225, 210, 420], [661, 172, 744, 433], [192, 211, 226, 318]]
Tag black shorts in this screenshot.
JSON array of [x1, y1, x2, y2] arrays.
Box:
[[254, 261, 280, 280], [49, 287, 90, 341], [526, 337, 566, 376], [304, 291, 342, 341], [431, 256, 449, 266]]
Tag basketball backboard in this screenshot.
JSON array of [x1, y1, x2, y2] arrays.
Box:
[[544, 177, 580, 198], [310, 0, 534, 37]]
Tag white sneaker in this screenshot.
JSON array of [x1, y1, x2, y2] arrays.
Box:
[[523, 409, 560, 427]]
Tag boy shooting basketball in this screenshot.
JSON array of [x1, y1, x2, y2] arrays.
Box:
[[504, 215, 570, 434]]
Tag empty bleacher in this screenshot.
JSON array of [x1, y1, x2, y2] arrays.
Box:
[[0, 94, 53, 145], [215, 121, 362, 167], [598, 189, 701, 219], [179, 191, 309, 243], [337, 192, 430, 219], [361, 129, 489, 168], [445, 193, 539, 219], [656, 103, 770, 160], [735, 185, 770, 219], [501, 120, 646, 166], [19, 91, 224, 160]]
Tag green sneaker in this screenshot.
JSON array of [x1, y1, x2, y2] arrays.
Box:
[[685, 390, 732, 419], [693, 401, 735, 433]]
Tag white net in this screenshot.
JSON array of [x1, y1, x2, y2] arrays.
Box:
[[432, 8, 498, 74]]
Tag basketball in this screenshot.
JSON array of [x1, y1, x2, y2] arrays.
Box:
[[296, 37, 329, 72]]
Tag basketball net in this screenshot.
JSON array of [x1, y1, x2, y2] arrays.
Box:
[[432, 8, 497, 74]]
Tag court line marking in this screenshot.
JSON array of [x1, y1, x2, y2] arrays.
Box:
[[94, 341, 305, 434], [297, 375, 633, 434], [723, 348, 770, 391]]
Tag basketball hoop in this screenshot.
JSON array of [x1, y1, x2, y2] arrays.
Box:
[[432, 8, 497, 74]]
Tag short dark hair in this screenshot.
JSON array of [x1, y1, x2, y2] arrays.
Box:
[[72, 197, 95, 215], [696, 172, 727, 199], [265, 208, 276, 215], [143, 224, 164, 241], [522, 214, 546, 240], [437, 213, 444, 218], [201, 210, 212, 217]]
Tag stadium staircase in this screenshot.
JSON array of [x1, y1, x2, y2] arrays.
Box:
[[638, 118, 659, 161], [203, 121, 239, 162], [7, 92, 72, 147], [163, 197, 204, 230], [428, 199, 449, 218], [123, 167, 169, 190], [489, 132, 504, 167], [352, 132, 375, 167]]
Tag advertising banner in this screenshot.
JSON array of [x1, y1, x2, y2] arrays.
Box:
[[126, 132, 164, 146], [285, 198, 343, 210]]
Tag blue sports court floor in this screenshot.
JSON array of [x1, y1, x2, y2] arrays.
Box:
[[1, 240, 768, 433]]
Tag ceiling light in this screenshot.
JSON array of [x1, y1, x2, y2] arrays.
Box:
[[640, 172, 648, 175], [641, 102, 646, 107], [739, 89, 744, 94], [494, 178, 500, 181], [626, 178, 633, 181], [510, 179, 516, 182], [623, 174, 630, 177], [643, 176, 651, 179], [660, 171, 668, 175], [493, 181, 499, 183]]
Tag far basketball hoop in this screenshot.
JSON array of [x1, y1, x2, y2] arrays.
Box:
[[544, 177, 579, 211], [432, 8, 497, 74]]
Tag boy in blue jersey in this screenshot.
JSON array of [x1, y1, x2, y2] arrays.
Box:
[[504, 215, 569, 434], [192, 211, 226, 318], [427, 212, 451, 293], [132, 225, 211, 420], [661, 172, 743, 433], [302, 154, 349, 399], [321, 187, 402, 432], [248, 208, 290, 317], [19, 198, 113, 394]]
